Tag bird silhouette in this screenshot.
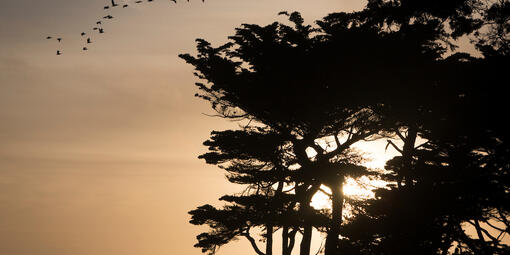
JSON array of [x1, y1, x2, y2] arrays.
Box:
[[45, 0, 208, 55]]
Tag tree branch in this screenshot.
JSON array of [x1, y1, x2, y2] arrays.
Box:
[[311, 142, 325, 155], [287, 228, 298, 255], [319, 187, 332, 198], [324, 129, 378, 160], [482, 219, 507, 232], [386, 139, 403, 154], [242, 229, 266, 255], [468, 220, 489, 243], [395, 129, 406, 142]]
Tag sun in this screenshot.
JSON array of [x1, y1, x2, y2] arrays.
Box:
[[310, 186, 332, 210], [306, 138, 397, 210], [310, 177, 386, 210]]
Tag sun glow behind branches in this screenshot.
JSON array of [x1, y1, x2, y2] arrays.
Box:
[[310, 177, 387, 210], [308, 138, 400, 210]]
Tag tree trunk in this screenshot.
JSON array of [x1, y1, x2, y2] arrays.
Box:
[[401, 125, 417, 186], [287, 228, 298, 255], [325, 176, 344, 255], [299, 184, 319, 255], [266, 224, 273, 255], [300, 220, 313, 255], [282, 227, 289, 255]]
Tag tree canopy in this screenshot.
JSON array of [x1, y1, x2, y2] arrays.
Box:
[[181, 1, 510, 254]]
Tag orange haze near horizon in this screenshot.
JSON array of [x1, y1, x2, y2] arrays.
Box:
[[0, 1, 367, 255]]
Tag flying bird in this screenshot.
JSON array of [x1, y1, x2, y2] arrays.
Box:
[[278, 11, 289, 16], [45, 0, 208, 55]]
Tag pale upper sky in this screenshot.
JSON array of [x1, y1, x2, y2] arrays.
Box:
[[0, 1, 374, 255]]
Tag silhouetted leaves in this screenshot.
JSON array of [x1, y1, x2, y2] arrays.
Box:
[[182, 1, 510, 255]]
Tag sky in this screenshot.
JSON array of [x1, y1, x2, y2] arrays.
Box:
[[0, 1, 375, 255]]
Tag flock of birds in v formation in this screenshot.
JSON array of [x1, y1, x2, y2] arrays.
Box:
[[46, 0, 204, 55]]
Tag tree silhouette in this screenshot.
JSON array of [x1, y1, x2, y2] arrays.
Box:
[[180, 12, 396, 255], [180, 1, 509, 255], [188, 128, 308, 255], [339, 53, 510, 254], [327, 1, 510, 254]]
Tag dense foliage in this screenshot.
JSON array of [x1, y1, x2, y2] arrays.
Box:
[[181, 1, 510, 254]]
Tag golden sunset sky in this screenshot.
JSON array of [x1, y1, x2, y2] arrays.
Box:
[[0, 1, 377, 254]]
